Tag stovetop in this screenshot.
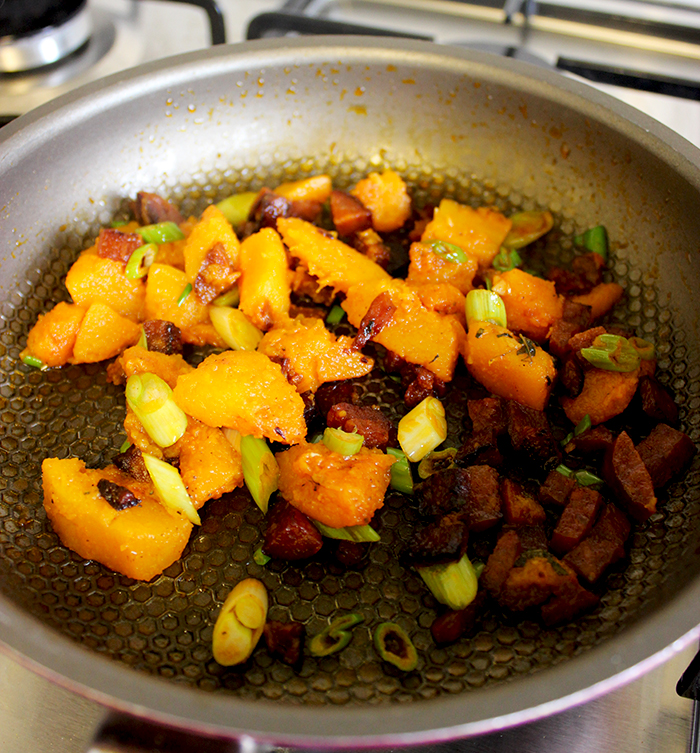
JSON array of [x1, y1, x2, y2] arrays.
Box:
[[1, 1, 700, 751]]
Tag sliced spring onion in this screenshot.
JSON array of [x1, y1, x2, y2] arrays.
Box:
[[136, 326, 148, 350], [21, 354, 46, 370], [326, 304, 346, 326], [212, 287, 240, 308], [465, 289, 507, 328], [125, 372, 188, 448], [209, 306, 263, 351], [502, 210, 554, 249], [124, 243, 157, 279], [574, 225, 608, 259], [212, 578, 268, 666], [428, 239, 469, 264], [387, 447, 413, 494], [491, 246, 522, 273], [240, 434, 279, 514], [398, 396, 447, 463], [215, 191, 258, 228], [560, 413, 592, 447], [136, 221, 185, 244], [110, 219, 128, 228], [373, 622, 418, 671], [581, 334, 640, 372], [556, 464, 574, 478], [322, 427, 364, 456], [176, 283, 193, 307], [253, 546, 271, 566], [313, 520, 381, 542], [574, 469, 605, 487], [416, 553, 478, 611], [417, 447, 458, 480], [473, 561, 485, 579], [309, 613, 364, 657], [142, 453, 201, 525], [628, 336, 655, 360], [118, 439, 131, 454]]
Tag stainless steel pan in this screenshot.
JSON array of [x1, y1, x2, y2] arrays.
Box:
[[1, 37, 700, 750]]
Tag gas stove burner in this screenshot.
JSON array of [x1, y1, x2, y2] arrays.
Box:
[[0, 0, 92, 73]]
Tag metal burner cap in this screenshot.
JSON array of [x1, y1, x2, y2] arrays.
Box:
[[0, 2, 93, 73]]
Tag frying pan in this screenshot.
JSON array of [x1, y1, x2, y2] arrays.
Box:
[[1, 36, 700, 751]]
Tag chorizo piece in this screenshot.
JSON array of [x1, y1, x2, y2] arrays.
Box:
[[326, 402, 396, 451], [602, 431, 657, 522], [550, 486, 604, 555], [564, 504, 630, 583], [263, 498, 323, 561], [636, 423, 697, 489], [501, 478, 546, 526]]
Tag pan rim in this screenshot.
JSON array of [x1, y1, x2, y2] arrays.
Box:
[[1, 35, 700, 746]]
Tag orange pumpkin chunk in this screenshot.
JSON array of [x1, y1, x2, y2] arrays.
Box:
[[239, 228, 291, 331], [172, 350, 306, 445], [561, 367, 639, 426], [145, 263, 225, 348], [491, 268, 564, 342], [183, 204, 240, 286], [350, 169, 412, 233], [277, 217, 390, 295], [406, 241, 478, 294], [71, 303, 141, 363], [66, 253, 146, 321], [274, 174, 332, 203], [276, 442, 395, 528], [107, 345, 193, 388], [21, 301, 86, 367], [342, 278, 465, 382], [42, 457, 192, 581], [175, 419, 244, 507], [572, 282, 624, 319], [463, 321, 556, 411], [258, 315, 374, 393], [421, 199, 512, 268]]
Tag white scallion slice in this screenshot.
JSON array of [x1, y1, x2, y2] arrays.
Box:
[[322, 427, 364, 456], [240, 435, 279, 514], [215, 191, 258, 228], [397, 397, 447, 463], [210, 306, 263, 351], [142, 453, 201, 525], [124, 243, 157, 279], [125, 372, 188, 448], [417, 553, 478, 610], [465, 289, 507, 328], [387, 447, 413, 493], [312, 520, 380, 542]]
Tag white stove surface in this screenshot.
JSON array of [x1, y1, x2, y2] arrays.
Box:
[[1, 2, 700, 751]]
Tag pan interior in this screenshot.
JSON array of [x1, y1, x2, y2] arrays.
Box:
[[1, 150, 699, 708]]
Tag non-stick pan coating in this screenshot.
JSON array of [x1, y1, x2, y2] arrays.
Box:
[[1, 38, 700, 745]]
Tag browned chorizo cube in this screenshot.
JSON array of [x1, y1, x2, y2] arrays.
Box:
[[636, 423, 697, 489], [506, 401, 561, 470], [481, 529, 523, 598], [638, 376, 679, 425], [501, 477, 546, 526], [468, 397, 507, 436], [567, 425, 615, 455], [539, 468, 576, 507], [498, 554, 574, 611], [602, 431, 657, 522], [550, 486, 604, 555], [563, 504, 631, 583], [460, 465, 503, 532], [541, 579, 599, 626], [326, 402, 396, 450], [430, 590, 486, 646]]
